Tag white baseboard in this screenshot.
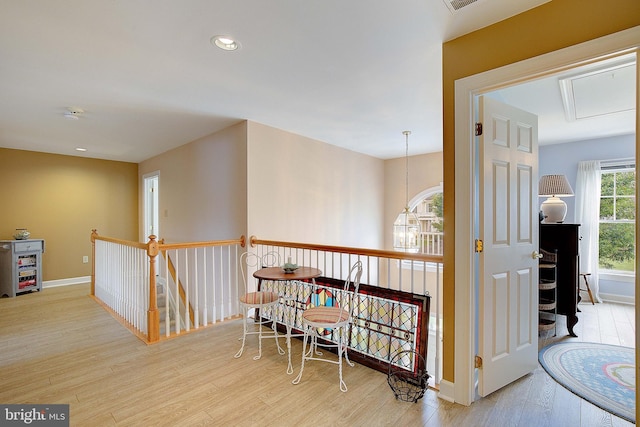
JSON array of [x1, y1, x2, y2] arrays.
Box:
[[597, 292, 634, 305], [437, 379, 455, 402], [43, 276, 91, 288]]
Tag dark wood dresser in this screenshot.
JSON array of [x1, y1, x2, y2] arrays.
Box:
[[540, 223, 580, 336]]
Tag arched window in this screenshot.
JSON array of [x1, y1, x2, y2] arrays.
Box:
[[394, 185, 443, 255]]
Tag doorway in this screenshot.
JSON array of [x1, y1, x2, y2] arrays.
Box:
[[143, 171, 160, 242], [453, 28, 639, 405], [485, 55, 637, 338]]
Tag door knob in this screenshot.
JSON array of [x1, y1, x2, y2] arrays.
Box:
[[532, 251, 543, 259]]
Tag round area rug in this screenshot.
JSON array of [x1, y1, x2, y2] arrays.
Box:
[[539, 342, 635, 423]]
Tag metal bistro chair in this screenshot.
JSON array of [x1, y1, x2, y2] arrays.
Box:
[[234, 251, 285, 361], [292, 260, 363, 392]]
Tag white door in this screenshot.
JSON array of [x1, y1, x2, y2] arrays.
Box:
[[143, 172, 159, 241], [477, 96, 539, 396]]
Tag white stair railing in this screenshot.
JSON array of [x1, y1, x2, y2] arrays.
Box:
[[91, 230, 442, 387], [156, 276, 186, 336], [93, 238, 149, 335], [157, 243, 243, 336], [91, 230, 245, 343]]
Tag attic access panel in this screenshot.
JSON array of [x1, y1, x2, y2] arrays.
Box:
[[560, 58, 636, 121]]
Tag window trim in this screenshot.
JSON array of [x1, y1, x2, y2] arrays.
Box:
[[598, 161, 635, 274], [408, 183, 443, 211], [599, 270, 635, 282], [397, 184, 444, 267]]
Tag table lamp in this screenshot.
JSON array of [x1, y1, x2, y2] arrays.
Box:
[[539, 174, 574, 223]]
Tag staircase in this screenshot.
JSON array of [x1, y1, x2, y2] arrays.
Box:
[[156, 277, 187, 336]]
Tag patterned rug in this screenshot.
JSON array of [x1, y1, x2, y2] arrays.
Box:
[[539, 342, 635, 423]]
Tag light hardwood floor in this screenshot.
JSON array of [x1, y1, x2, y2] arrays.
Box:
[[0, 284, 634, 426]]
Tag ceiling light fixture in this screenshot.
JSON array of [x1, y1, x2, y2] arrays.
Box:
[[393, 131, 421, 253], [75, 147, 87, 152], [63, 108, 84, 120], [211, 35, 239, 51]]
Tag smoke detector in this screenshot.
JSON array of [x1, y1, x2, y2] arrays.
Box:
[[63, 108, 84, 120]]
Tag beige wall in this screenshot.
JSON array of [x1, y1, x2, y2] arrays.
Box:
[[0, 121, 441, 284], [248, 121, 386, 248], [442, 0, 640, 382], [138, 122, 248, 243], [137, 120, 441, 251], [0, 148, 138, 281], [384, 152, 443, 250], [139, 120, 387, 249]]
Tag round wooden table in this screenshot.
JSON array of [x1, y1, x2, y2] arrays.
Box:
[[253, 266, 322, 282], [252, 266, 322, 374]]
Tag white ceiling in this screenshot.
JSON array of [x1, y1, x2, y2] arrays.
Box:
[[490, 54, 636, 146], [4, 0, 631, 164]]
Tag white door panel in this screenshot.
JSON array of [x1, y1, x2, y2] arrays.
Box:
[[478, 96, 538, 397]]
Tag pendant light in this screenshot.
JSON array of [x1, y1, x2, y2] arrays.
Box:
[[393, 131, 421, 253]]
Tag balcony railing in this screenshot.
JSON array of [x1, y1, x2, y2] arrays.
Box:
[[90, 231, 443, 386], [249, 237, 443, 386], [420, 231, 443, 256]]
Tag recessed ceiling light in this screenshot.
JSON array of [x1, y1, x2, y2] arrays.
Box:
[[75, 147, 87, 152], [211, 35, 239, 51]]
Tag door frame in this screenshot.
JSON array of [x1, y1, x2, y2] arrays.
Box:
[[453, 26, 639, 406], [143, 170, 160, 243]]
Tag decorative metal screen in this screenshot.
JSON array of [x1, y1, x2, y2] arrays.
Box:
[[259, 277, 430, 375]]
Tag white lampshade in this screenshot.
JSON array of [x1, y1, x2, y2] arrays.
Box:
[[539, 174, 574, 223]]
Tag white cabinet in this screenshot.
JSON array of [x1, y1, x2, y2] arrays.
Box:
[[0, 239, 45, 297]]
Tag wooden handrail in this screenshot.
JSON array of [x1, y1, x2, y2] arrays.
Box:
[[92, 231, 245, 251], [159, 237, 246, 251], [250, 236, 443, 264], [91, 230, 148, 249], [91, 230, 246, 343]]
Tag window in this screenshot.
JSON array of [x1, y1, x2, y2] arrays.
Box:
[[394, 187, 443, 256], [599, 164, 635, 273], [415, 192, 443, 256]]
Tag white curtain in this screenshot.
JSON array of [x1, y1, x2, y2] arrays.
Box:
[[575, 160, 602, 302]]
